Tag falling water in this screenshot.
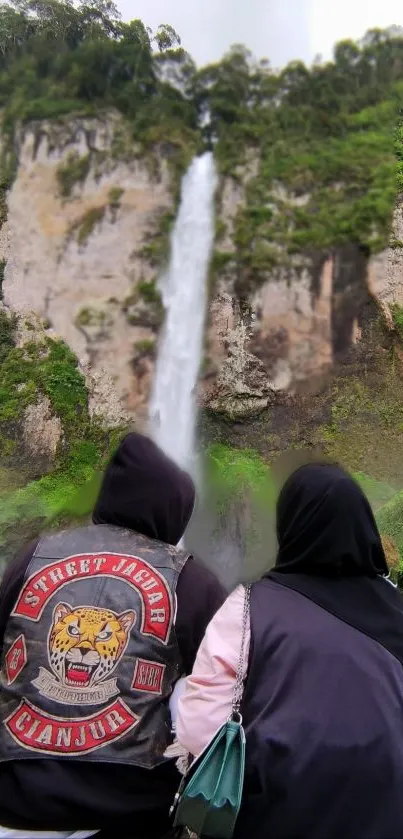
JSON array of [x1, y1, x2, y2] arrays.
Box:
[[149, 152, 217, 474]]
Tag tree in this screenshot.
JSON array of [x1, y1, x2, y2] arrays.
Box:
[[154, 24, 180, 52]]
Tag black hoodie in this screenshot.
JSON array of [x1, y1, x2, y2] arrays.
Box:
[[0, 433, 225, 836], [93, 431, 196, 545]]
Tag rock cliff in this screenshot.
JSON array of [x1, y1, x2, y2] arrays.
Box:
[[2, 113, 399, 432], [1, 112, 403, 494], [1, 113, 173, 423]]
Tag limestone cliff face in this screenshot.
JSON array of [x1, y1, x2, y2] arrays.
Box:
[[204, 170, 382, 418], [0, 115, 398, 427], [369, 199, 403, 322], [1, 113, 172, 422]]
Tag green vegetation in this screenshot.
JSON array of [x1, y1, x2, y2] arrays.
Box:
[[0, 146, 17, 227], [376, 493, 403, 573], [108, 186, 124, 210], [76, 307, 107, 328], [198, 36, 403, 289], [205, 443, 403, 581], [0, 309, 126, 562], [354, 472, 396, 510], [73, 205, 105, 246], [0, 310, 119, 469], [133, 338, 156, 356], [205, 443, 276, 515], [139, 210, 176, 268], [0, 0, 198, 198], [391, 303, 403, 339], [137, 279, 161, 305], [309, 368, 403, 486], [0, 3, 402, 285], [57, 153, 91, 198], [123, 279, 164, 329]]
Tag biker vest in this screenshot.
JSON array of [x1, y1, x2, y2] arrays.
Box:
[[0, 524, 188, 768]]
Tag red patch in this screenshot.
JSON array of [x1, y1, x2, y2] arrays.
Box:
[[4, 635, 27, 685], [12, 553, 173, 643], [132, 659, 165, 695], [5, 698, 138, 755]]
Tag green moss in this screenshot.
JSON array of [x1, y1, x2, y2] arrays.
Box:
[[137, 279, 161, 305], [108, 187, 124, 208], [353, 472, 396, 510], [73, 206, 105, 246], [76, 307, 107, 328], [123, 281, 164, 329], [215, 219, 227, 242], [0, 308, 127, 562], [133, 338, 156, 356], [57, 153, 91, 198], [0, 333, 88, 437], [0, 309, 16, 365], [139, 210, 176, 269], [0, 146, 17, 229], [376, 493, 403, 559], [391, 304, 403, 340], [215, 96, 398, 287], [38, 341, 88, 431], [209, 250, 234, 294], [205, 443, 276, 513]]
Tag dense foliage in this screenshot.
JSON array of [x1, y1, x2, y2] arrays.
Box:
[[0, 3, 402, 289], [0, 0, 199, 177], [0, 310, 124, 566]]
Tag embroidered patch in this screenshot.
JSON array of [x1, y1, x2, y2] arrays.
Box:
[[132, 659, 165, 694], [4, 635, 27, 685], [12, 553, 173, 644], [5, 697, 138, 755], [31, 602, 136, 706]]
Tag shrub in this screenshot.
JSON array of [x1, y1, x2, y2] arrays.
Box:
[[57, 153, 91, 198]]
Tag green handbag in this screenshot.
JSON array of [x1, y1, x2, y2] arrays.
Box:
[[172, 585, 251, 839]]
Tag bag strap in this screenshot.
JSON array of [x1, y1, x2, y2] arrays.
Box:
[[231, 584, 251, 720]]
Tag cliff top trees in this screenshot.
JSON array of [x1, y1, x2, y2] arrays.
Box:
[[0, 0, 402, 267]]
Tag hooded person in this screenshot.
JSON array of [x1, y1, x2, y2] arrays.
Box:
[[0, 432, 225, 839], [177, 462, 403, 839]]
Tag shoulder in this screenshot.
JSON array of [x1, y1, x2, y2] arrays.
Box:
[[175, 557, 226, 674], [179, 554, 225, 590], [177, 556, 227, 614]]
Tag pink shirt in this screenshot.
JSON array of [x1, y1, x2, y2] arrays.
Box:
[[176, 585, 251, 758]]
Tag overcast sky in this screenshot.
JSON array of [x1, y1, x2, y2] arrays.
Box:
[[116, 0, 403, 68]]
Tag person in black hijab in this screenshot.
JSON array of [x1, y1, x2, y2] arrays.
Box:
[[275, 461, 388, 576], [180, 460, 403, 839], [0, 432, 225, 839], [268, 461, 403, 666], [232, 461, 403, 839]]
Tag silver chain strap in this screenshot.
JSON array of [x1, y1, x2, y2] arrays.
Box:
[[231, 584, 251, 720]]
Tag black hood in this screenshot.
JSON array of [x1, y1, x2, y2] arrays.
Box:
[[275, 462, 388, 577], [268, 462, 403, 669], [93, 432, 195, 546]]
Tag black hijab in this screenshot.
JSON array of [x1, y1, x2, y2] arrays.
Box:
[[275, 462, 388, 577], [268, 463, 403, 666], [93, 432, 195, 546]]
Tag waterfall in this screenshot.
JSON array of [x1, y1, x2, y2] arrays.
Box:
[[149, 152, 217, 473]]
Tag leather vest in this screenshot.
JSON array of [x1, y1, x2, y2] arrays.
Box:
[[0, 524, 188, 769]]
